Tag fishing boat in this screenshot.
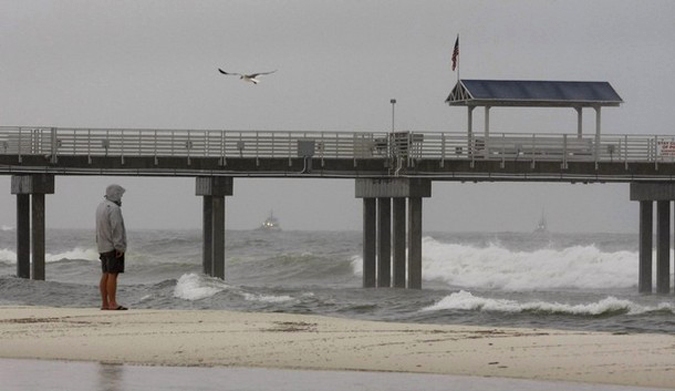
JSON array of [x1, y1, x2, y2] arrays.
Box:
[[258, 211, 281, 231]]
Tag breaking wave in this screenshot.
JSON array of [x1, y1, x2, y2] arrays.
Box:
[[0, 247, 99, 264], [353, 237, 641, 290], [422, 290, 674, 316], [173, 273, 294, 303]]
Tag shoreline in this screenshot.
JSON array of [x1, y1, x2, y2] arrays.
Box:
[[1, 306, 674, 389]]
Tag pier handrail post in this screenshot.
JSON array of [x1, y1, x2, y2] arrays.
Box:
[[440, 132, 446, 167], [220, 130, 226, 166], [87, 128, 91, 164], [153, 129, 158, 164], [562, 133, 568, 169], [120, 129, 125, 165], [17, 127, 23, 163], [623, 135, 628, 168], [50, 128, 58, 164]]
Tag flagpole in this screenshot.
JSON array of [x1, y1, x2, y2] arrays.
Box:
[[452, 34, 460, 83], [456, 34, 460, 83], [457, 60, 460, 83]]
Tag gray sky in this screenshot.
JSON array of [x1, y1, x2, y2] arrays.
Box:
[[1, 0, 674, 233]]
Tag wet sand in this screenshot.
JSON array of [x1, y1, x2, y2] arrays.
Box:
[[1, 358, 667, 391], [0, 306, 674, 389]]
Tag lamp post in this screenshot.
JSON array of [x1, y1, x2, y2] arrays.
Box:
[[390, 98, 396, 133], [390, 98, 397, 161]]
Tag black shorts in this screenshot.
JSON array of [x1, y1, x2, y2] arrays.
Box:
[[100, 251, 125, 274]]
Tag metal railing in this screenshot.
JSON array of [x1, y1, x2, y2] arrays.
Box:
[[1, 126, 675, 166]]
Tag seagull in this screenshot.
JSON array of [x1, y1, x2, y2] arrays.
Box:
[[217, 68, 277, 84]]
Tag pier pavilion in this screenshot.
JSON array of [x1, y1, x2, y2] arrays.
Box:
[[2, 79, 675, 292]]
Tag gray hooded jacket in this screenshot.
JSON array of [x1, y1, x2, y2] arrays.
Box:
[[96, 185, 127, 253]]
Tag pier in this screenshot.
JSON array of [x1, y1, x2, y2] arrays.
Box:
[[2, 80, 675, 292]]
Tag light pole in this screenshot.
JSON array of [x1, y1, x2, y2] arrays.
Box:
[[390, 98, 396, 133], [390, 98, 397, 161]]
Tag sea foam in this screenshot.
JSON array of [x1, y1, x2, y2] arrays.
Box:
[[422, 290, 674, 316], [173, 273, 295, 303], [353, 237, 642, 290], [46, 247, 100, 262], [173, 273, 227, 301], [422, 237, 638, 290], [241, 292, 294, 303], [1, 247, 100, 264], [0, 248, 15, 263]]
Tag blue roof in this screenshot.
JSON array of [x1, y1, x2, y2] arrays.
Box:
[[446, 80, 623, 107]]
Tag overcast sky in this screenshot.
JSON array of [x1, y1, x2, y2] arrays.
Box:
[[1, 0, 674, 233]]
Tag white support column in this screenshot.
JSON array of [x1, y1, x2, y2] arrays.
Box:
[[484, 106, 491, 153], [484, 106, 491, 138], [467, 106, 474, 136], [594, 106, 602, 159], [467, 106, 475, 155], [575, 107, 583, 138]]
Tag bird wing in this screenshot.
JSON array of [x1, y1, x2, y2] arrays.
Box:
[[218, 68, 242, 76], [247, 70, 277, 78]]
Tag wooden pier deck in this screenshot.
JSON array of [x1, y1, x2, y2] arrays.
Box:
[[1, 126, 675, 182]]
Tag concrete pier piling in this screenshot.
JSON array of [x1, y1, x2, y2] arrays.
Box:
[[356, 178, 431, 289], [656, 200, 671, 294], [408, 197, 423, 290], [11, 174, 54, 280], [15, 194, 30, 279], [196, 176, 233, 280], [630, 182, 675, 294], [363, 198, 377, 288], [377, 198, 391, 288], [31, 193, 46, 280], [362, 198, 377, 288], [392, 198, 406, 288], [638, 200, 653, 294]]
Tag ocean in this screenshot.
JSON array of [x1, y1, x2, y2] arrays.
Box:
[[1, 228, 674, 335]]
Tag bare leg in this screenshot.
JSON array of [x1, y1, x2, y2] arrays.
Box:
[[106, 272, 119, 309], [100, 273, 109, 309]]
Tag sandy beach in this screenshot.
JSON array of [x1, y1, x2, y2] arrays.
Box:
[[0, 306, 673, 389]]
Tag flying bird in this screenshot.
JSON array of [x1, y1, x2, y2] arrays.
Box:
[[217, 68, 277, 84]]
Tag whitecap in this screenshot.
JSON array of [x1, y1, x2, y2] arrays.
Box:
[[421, 237, 638, 290], [46, 247, 100, 263], [0, 248, 16, 263], [422, 290, 673, 316], [240, 292, 294, 303], [173, 273, 228, 301]]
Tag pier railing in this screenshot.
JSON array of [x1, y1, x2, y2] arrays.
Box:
[[1, 126, 674, 166]]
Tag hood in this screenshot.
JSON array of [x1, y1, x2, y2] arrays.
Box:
[[105, 184, 126, 203]]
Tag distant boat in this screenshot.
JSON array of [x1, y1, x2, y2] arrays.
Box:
[[534, 210, 548, 234], [258, 211, 281, 231]]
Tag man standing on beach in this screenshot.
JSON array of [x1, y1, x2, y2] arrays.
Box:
[[96, 184, 128, 310]]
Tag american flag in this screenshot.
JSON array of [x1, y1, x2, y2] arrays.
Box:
[[451, 35, 459, 71]]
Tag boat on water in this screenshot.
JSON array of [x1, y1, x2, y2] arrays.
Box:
[[258, 211, 281, 231]]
